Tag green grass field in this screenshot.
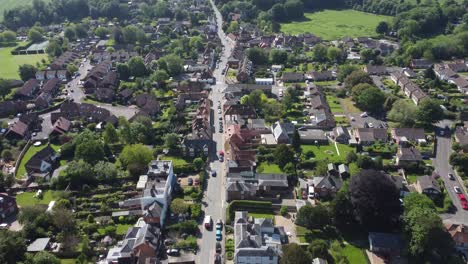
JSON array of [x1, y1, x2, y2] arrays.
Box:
[[281, 10, 391, 40], [326, 95, 343, 113], [16, 190, 61, 207], [302, 143, 355, 163], [257, 162, 282, 173], [0, 44, 48, 79], [159, 156, 189, 166], [340, 243, 368, 263]]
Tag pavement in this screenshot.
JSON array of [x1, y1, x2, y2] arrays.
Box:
[[197, 1, 235, 263], [435, 120, 468, 224]]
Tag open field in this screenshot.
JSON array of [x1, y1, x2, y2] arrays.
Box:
[[0, 44, 48, 79], [281, 10, 391, 40]]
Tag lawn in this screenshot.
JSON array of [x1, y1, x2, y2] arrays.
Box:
[[326, 95, 343, 113], [98, 224, 133, 235], [302, 143, 355, 163], [16, 190, 61, 207], [16, 143, 61, 178], [257, 162, 282, 173], [280, 10, 391, 40], [341, 98, 361, 114], [248, 212, 275, 220], [0, 43, 48, 79], [341, 243, 368, 263], [160, 156, 189, 166], [60, 259, 76, 264]]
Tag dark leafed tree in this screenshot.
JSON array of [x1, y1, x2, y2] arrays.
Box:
[[349, 169, 401, 231]]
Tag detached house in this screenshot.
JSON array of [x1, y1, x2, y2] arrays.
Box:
[[354, 128, 388, 145], [396, 147, 422, 167], [24, 145, 58, 179], [391, 128, 426, 146], [15, 79, 39, 100], [415, 175, 441, 198], [445, 223, 468, 250]]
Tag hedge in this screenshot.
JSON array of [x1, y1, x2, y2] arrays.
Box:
[[226, 200, 272, 224]]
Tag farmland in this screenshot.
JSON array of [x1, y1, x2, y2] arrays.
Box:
[[280, 9, 392, 40]]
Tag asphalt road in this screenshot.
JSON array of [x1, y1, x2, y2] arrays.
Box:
[[435, 120, 468, 224], [197, 1, 234, 263]]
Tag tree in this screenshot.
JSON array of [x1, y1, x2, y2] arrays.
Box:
[[103, 123, 119, 144], [31, 251, 60, 264], [28, 28, 43, 43], [2, 31, 16, 42], [344, 70, 373, 90], [270, 3, 286, 22], [75, 140, 105, 164], [337, 65, 360, 82], [63, 160, 94, 188], [151, 70, 169, 84], [171, 198, 189, 215], [376, 21, 390, 35], [95, 27, 109, 39], [18, 64, 37, 81], [312, 44, 328, 62], [193, 158, 204, 171], [327, 47, 343, 62], [1, 149, 12, 160], [127, 56, 147, 77], [46, 40, 63, 57], [403, 193, 436, 213], [66, 64, 78, 75], [280, 206, 288, 216], [416, 99, 444, 125], [387, 99, 418, 127], [274, 144, 295, 169], [116, 63, 130, 81], [158, 54, 183, 76], [0, 230, 26, 263], [284, 0, 304, 19], [164, 133, 179, 150], [269, 49, 288, 64], [119, 144, 153, 176], [81, 236, 92, 257], [331, 187, 355, 228], [0, 79, 11, 99], [246, 47, 269, 65], [346, 151, 357, 163], [93, 161, 118, 181], [355, 86, 386, 113], [122, 25, 138, 43], [296, 204, 330, 230], [64, 27, 76, 40], [349, 169, 401, 231], [292, 130, 301, 152], [280, 243, 311, 264], [308, 239, 329, 259]]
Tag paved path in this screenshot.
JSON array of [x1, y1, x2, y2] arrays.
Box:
[[198, 0, 235, 263]]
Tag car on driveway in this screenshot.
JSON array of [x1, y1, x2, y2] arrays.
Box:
[[216, 229, 222, 241], [166, 248, 180, 256], [449, 173, 455, 180], [188, 178, 193, 186], [454, 186, 462, 194]]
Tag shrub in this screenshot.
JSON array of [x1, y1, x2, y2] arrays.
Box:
[[226, 251, 234, 260], [175, 235, 198, 249], [190, 204, 202, 219], [167, 220, 199, 235], [280, 206, 288, 216]]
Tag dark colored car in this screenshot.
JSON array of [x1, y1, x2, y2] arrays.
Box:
[[188, 178, 193, 186], [215, 242, 222, 253]]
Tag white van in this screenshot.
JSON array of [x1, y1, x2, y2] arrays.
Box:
[[204, 215, 212, 229], [308, 186, 315, 199]]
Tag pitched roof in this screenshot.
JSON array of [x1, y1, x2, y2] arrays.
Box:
[[368, 232, 400, 251], [416, 175, 441, 193], [397, 147, 422, 161], [392, 128, 425, 141]]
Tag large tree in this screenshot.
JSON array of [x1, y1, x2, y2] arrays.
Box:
[[344, 70, 373, 90], [274, 144, 295, 169], [75, 139, 105, 164], [28, 28, 43, 43], [63, 160, 95, 188], [246, 47, 269, 65], [349, 169, 401, 231], [284, 0, 304, 19], [30, 251, 60, 264], [354, 85, 386, 113], [387, 99, 418, 127], [18, 64, 37, 81], [416, 99, 444, 125], [0, 230, 26, 263], [127, 56, 147, 77], [0, 79, 12, 99], [296, 204, 330, 230], [280, 243, 311, 264], [158, 54, 183, 76], [119, 144, 153, 177]]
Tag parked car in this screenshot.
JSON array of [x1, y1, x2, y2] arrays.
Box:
[[194, 178, 200, 185], [360, 112, 368, 118], [454, 186, 462, 194], [215, 242, 222, 253], [449, 173, 455, 180], [188, 178, 193, 186], [215, 229, 222, 241], [166, 248, 180, 256], [219, 155, 224, 162], [214, 253, 222, 264], [204, 215, 212, 229], [216, 219, 223, 231]]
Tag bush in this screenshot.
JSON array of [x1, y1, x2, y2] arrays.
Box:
[[174, 164, 196, 174], [226, 251, 234, 260], [175, 235, 198, 249], [167, 220, 199, 235], [280, 206, 288, 216], [190, 204, 202, 219]]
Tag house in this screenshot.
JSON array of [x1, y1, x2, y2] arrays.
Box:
[[396, 147, 422, 167], [364, 65, 388, 75], [333, 126, 351, 144], [224, 104, 257, 121], [0, 101, 28, 118], [247, 119, 270, 134], [445, 223, 468, 250], [106, 223, 161, 264], [368, 232, 401, 256], [119, 160, 175, 227], [51, 117, 71, 135], [226, 172, 289, 201], [391, 128, 426, 145], [309, 175, 343, 198], [133, 94, 160, 116], [0, 193, 18, 220], [24, 145, 58, 177], [35, 71, 46, 80], [15, 79, 39, 100], [354, 128, 388, 145], [305, 71, 335, 81], [410, 59, 433, 69], [455, 126, 468, 146], [27, 237, 51, 252], [40, 78, 60, 96], [410, 89, 428, 105], [182, 98, 212, 157], [118, 89, 134, 104], [298, 129, 328, 145], [281, 72, 304, 83], [234, 211, 281, 264], [449, 77, 468, 94], [415, 175, 441, 197], [95, 88, 115, 103], [5, 120, 30, 139], [271, 121, 291, 144]]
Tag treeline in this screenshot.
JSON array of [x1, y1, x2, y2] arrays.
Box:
[[3, 0, 130, 29]]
